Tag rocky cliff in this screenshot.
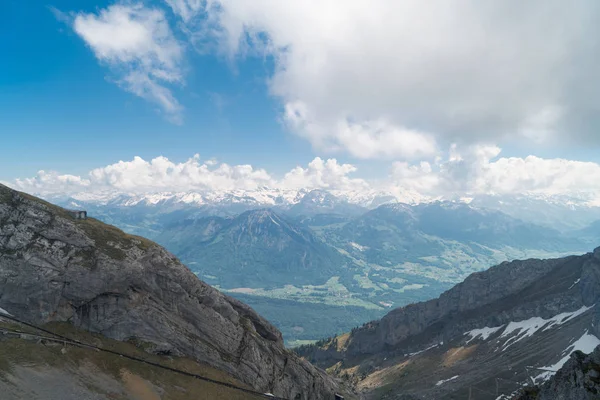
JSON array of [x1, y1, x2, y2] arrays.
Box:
[[0, 184, 345, 399], [298, 246, 600, 399]]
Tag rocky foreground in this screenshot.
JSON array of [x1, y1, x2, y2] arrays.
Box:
[[514, 345, 600, 400], [0, 184, 350, 399]]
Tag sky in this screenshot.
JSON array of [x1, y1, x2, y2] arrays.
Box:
[[3, 0, 600, 202]]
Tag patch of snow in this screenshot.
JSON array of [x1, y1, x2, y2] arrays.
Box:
[[0, 307, 12, 316], [465, 326, 504, 344], [436, 375, 459, 386], [268, 214, 280, 226], [401, 283, 425, 291], [501, 305, 594, 350], [407, 342, 441, 357], [496, 390, 523, 400], [569, 278, 581, 290], [349, 242, 368, 251], [534, 331, 600, 383]]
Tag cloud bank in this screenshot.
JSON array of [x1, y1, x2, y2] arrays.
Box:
[[7, 151, 600, 207]]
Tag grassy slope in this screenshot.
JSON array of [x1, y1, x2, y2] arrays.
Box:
[[0, 320, 264, 400]]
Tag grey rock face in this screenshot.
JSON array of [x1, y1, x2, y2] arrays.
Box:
[[515, 345, 600, 400], [345, 255, 575, 356], [0, 185, 343, 400]]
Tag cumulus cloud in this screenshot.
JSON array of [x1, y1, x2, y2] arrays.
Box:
[[87, 154, 273, 192], [390, 145, 600, 202], [8, 152, 600, 205], [282, 157, 369, 191], [72, 3, 184, 122], [8, 155, 367, 196], [284, 102, 436, 159], [13, 171, 91, 196], [168, 0, 600, 157]]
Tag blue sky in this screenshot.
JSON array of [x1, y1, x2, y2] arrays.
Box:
[[1, 0, 316, 179], [3, 1, 600, 200]]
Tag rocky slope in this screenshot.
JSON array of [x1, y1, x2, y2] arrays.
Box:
[[0, 319, 269, 400], [513, 345, 600, 400], [0, 184, 348, 399], [298, 247, 600, 399]]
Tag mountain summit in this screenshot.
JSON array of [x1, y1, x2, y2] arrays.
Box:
[[157, 209, 349, 288], [0, 184, 348, 399]]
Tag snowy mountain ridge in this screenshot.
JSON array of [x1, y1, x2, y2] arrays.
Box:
[[42, 187, 600, 211]]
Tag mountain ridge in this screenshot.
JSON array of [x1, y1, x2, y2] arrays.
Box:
[[297, 247, 600, 399], [0, 183, 350, 399]]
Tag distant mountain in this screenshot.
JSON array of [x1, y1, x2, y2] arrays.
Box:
[[46, 188, 600, 233], [297, 247, 600, 399], [412, 202, 573, 250], [156, 209, 353, 289], [44, 187, 423, 212], [46, 189, 596, 344], [571, 219, 600, 246], [286, 189, 367, 217], [318, 201, 584, 273], [471, 194, 600, 231]]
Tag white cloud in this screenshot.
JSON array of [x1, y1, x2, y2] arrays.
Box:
[[282, 157, 369, 191], [171, 0, 600, 157], [72, 3, 184, 123], [7, 152, 600, 206], [8, 155, 367, 196], [165, 0, 204, 22], [390, 145, 600, 202], [13, 171, 91, 196], [284, 102, 436, 159], [88, 154, 273, 192]]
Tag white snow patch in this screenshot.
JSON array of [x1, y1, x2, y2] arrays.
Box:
[[407, 342, 441, 357], [0, 307, 12, 316], [465, 326, 504, 344], [534, 331, 600, 383], [349, 242, 368, 251], [569, 278, 581, 290], [268, 214, 280, 226], [501, 305, 594, 350], [436, 375, 459, 386]]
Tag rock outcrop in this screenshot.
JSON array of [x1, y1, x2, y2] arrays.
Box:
[[0, 184, 345, 399], [514, 345, 600, 400]]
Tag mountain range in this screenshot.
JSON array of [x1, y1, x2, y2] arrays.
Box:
[[42, 188, 600, 344], [2, 184, 600, 399], [46, 187, 600, 230]]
